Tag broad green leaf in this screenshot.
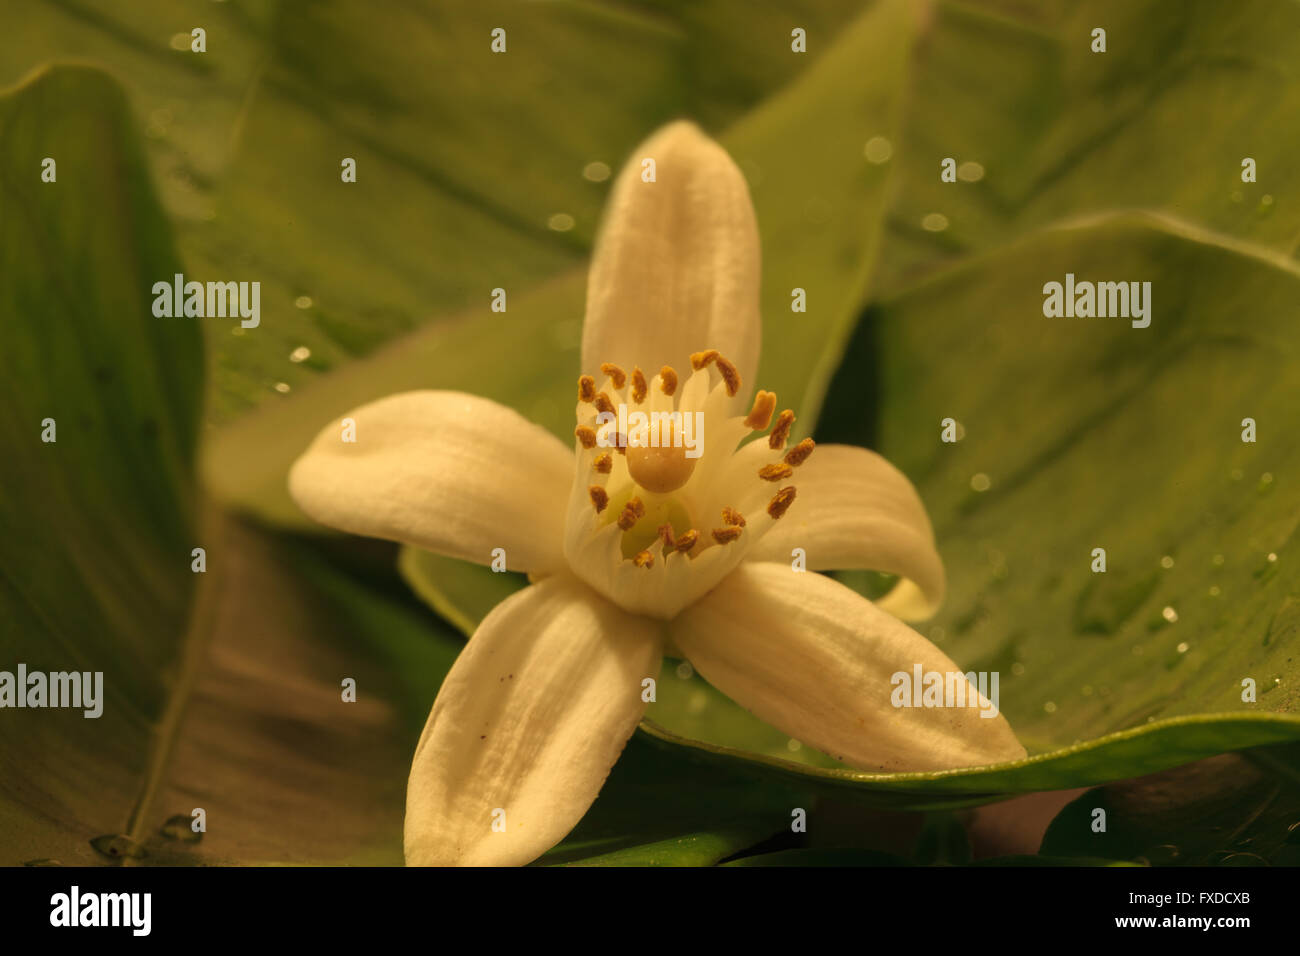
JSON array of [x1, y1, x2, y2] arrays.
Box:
[[3, 0, 874, 428], [0, 64, 201, 865], [0, 66, 451, 867], [128, 522, 465, 866], [875, 0, 1300, 294], [638, 713, 1300, 811], [731, 0, 914, 428], [858, 215, 1300, 747]]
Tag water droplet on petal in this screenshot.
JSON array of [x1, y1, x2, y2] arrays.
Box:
[[289, 346, 311, 363], [1162, 606, 1178, 623], [273, 382, 290, 394]]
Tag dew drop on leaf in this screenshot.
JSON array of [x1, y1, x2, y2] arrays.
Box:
[[90, 834, 146, 860], [161, 814, 203, 843]]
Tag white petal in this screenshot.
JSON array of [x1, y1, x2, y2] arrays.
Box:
[[405, 576, 664, 866], [746, 443, 945, 619], [289, 390, 571, 573], [582, 121, 761, 385], [672, 563, 1026, 772]]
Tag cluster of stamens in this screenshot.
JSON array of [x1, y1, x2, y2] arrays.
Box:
[[573, 349, 813, 571]]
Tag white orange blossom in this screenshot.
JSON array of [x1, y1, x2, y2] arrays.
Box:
[[289, 122, 1025, 866]]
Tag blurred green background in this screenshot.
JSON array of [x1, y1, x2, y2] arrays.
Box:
[[2, 0, 1299, 866]]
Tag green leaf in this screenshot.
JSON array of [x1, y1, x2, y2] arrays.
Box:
[[875, 0, 1300, 294], [0, 66, 461, 866], [638, 712, 1300, 812], [5, 0, 886, 435], [0, 63, 201, 865], [859, 215, 1300, 747]]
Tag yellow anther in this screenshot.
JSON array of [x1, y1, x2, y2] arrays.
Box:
[[674, 529, 700, 554], [722, 507, 746, 527], [617, 497, 645, 531], [745, 391, 776, 430], [594, 392, 616, 416], [577, 375, 596, 403], [575, 425, 597, 449], [633, 549, 654, 569], [715, 356, 741, 397], [589, 486, 609, 513], [593, 453, 613, 474], [767, 486, 797, 519], [659, 366, 678, 396], [759, 463, 794, 481], [631, 367, 648, 404], [712, 526, 742, 545], [600, 363, 627, 389], [657, 523, 676, 549], [690, 349, 719, 370], [768, 409, 795, 450], [784, 438, 815, 467]]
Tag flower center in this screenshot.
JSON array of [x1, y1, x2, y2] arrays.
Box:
[[563, 350, 815, 619], [625, 422, 696, 494]]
